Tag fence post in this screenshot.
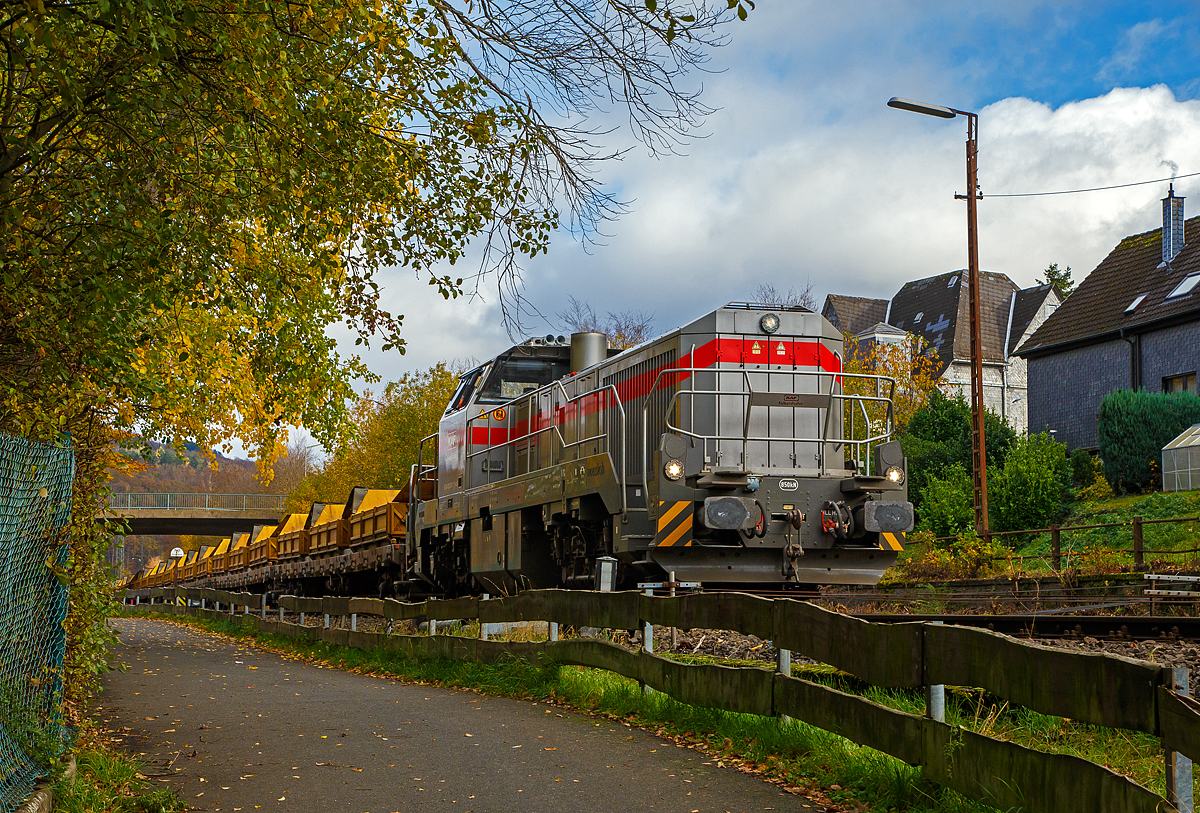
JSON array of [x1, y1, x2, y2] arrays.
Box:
[[300, 612, 306, 626], [549, 622, 559, 642], [777, 646, 792, 723], [925, 621, 945, 723], [1133, 516, 1145, 567], [351, 613, 357, 632], [480, 594, 489, 641], [1050, 524, 1061, 571], [325, 613, 330, 629], [1166, 667, 1194, 813], [261, 595, 267, 620], [642, 587, 654, 695], [279, 604, 284, 622]]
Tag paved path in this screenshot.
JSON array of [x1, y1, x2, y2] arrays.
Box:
[[101, 618, 808, 813]]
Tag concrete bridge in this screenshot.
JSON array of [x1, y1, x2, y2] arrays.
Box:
[[105, 493, 287, 535]]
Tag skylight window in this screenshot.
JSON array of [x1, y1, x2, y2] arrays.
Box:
[[947, 276, 958, 288], [1124, 294, 1147, 314], [1167, 274, 1200, 299], [914, 311, 924, 322]]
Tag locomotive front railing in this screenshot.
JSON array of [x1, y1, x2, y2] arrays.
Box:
[[409, 433, 440, 544], [640, 367, 897, 493], [464, 380, 628, 518]]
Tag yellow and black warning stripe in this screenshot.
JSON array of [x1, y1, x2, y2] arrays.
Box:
[[655, 500, 694, 547], [880, 531, 905, 551]]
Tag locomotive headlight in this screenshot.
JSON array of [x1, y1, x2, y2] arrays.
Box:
[[759, 313, 781, 334], [664, 459, 685, 481], [885, 465, 905, 486]]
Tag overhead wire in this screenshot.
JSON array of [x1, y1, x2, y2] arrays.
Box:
[[987, 170, 1200, 198]]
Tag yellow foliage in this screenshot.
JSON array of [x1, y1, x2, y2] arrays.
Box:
[[842, 333, 941, 439]]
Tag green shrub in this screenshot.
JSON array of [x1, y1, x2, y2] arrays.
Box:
[[989, 433, 1070, 533], [902, 390, 1016, 515], [897, 531, 1006, 581], [1097, 389, 1200, 493], [917, 463, 975, 537], [1070, 447, 1095, 487]]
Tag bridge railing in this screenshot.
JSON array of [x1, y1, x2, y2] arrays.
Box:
[[108, 493, 287, 512], [126, 586, 1200, 813]]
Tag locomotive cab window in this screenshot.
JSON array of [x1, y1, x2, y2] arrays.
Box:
[[445, 368, 485, 415], [476, 356, 568, 404]]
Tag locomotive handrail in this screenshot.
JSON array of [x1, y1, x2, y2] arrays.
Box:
[[463, 380, 628, 519], [408, 433, 439, 547], [640, 366, 897, 492]]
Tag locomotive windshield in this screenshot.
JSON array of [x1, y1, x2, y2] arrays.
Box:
[[445, 367, 485, 415], [476, 355, 568, 404]]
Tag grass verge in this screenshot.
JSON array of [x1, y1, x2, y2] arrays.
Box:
[[52, 742, 186, 813]]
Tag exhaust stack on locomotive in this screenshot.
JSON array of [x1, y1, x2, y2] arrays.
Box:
[[407, 302, 913, 594]]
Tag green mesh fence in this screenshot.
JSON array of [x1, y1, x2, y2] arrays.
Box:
[[0, 433, 74, 811]]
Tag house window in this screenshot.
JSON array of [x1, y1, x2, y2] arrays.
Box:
[[1164, 373, 1197, 396], [1124, 294, 1147, 314]]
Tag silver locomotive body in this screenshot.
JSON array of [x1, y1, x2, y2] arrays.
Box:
[[409, 303, 913, 593]]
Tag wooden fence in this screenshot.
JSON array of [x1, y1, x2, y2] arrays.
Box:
[[125, 586, 1200, 813]]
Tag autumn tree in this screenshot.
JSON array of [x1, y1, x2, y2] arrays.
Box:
[[290, 363, 461, 510], [0, 0, 749, 706], [842, 333, 941, 444], [557, 295, 655, 349]]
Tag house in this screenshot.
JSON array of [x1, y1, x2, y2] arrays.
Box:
[[822, 273, 1062, 433], [1016, 187, 1200, 450]]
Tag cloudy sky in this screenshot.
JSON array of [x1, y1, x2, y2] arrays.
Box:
[[282, 1, 1200, 453]]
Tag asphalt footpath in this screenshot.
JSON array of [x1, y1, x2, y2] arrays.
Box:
[[100, 618, 812, 813]]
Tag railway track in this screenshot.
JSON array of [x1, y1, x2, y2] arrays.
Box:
[[855, 612, 1200, 641]]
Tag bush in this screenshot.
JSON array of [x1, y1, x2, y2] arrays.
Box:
[[1097, 389, 1200, 493], [896, 531, 1006, 581], [989, 433, 1070, 533], [917, 463, 975, 537], [902, 390, 1016, 515], [1070, 447, 1095, 487]]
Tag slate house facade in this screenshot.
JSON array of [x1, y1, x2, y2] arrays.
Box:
[[1017, 188, 1200, 450], [823, 275, 1061, 433]]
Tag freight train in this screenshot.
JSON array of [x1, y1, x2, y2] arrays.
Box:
[[129, 303, 913, 597]]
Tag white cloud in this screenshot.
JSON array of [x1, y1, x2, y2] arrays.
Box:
[[1097, 19, 1170, 82]]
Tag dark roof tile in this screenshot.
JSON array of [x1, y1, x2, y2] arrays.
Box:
[[1019, 215, 1200, 355], [821, 295, 888, 336]]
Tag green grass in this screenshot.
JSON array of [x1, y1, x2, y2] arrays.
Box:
[[122, 609, 1181, 812], [53, 745, 186, 813]]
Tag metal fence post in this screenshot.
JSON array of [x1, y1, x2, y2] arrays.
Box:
[[1050, 524, 1061, 571], [549, 622, 559, 642], [351, 613, 357, 632], [642, 587, 654, 694], [261, 595, 266, 620], [325, 613, 330, 629], [480, 594, 489, 641], [300, 612, 306, 626], [777, 646, 792, 723], [279, 604, 284, 622], [1133, 516, 1145, 567], [925, 621, 945, 723], [1166, 667, 1194, 813]]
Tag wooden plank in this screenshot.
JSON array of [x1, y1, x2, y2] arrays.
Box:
[[772, 674, 928, 766], [1158, 686, 1200, 765], [923, 624, 1161, 733], [929, 727, 1165, 813], [774, 600, 924, 687], [644, 654, 774, 717], [642, 593, 774, 640], [279, 596, 325, 614], [381, 599, 428, 621], [425, 596, 479, 621], [544, 639, 642, 677], [348, 598, 385, 617]]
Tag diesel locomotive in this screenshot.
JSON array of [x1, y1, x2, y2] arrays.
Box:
[[130, 302, 913, 597]]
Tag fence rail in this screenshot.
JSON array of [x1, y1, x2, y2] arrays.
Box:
[[124, 586, 1199, 813], [107, 493, 287, 511]]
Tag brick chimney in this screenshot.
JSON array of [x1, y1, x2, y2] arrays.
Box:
[[1163, 184, 1185, 264]]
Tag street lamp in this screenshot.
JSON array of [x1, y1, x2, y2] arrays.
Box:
[[887, 96, 989, 538]]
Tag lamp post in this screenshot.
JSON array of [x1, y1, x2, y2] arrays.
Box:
[[887, 97, 989, 538]]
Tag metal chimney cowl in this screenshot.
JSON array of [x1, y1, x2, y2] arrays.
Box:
[[1163, 184, 1185, 265], [570, 332, 607, 372]]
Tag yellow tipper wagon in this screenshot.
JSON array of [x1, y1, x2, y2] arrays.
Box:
[[309, 501, 349, 556], [207, 538, 231, 576], [348, 489, 406, 547], [276, 512, 310, 560], [247, 524, 279, 568]]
